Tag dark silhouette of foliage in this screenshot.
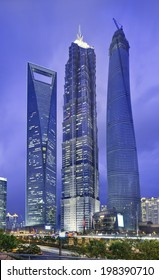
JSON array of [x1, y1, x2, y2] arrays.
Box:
[[0, 232, 19, 252], [135, 240, 159, 260], [109, 240, 133, 259]]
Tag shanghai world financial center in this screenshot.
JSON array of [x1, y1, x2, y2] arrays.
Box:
[[26, 63, 57, 228], [26, 24, 140, 232]]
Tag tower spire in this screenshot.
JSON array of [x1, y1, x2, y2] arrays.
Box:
[[77, 25, 83, 41], [74, 26, 93, 49]]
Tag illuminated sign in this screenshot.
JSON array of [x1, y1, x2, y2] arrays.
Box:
[[45, 225, 51, 230], [117, 213, 124, 227]]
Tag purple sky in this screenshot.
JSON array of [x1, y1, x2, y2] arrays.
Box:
[[1, 0, 159, 220]]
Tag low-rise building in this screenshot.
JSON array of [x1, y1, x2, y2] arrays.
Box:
[[93, 209, 124, 233]]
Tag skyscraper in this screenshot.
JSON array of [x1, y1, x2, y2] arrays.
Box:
[[61, 29, 100, 232], [106, 23, 141, 231], [26, 63, 57, 229], [141, 197, 159, 224], [6, 213, 18, 230], [0, 177, 7, 229]]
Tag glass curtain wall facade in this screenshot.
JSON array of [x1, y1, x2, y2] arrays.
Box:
[[61, 31, 100, 232], [26, 63, 57, 229], [0, 177, 7, 229], [141, 197, 159, 224], [106, 27, 141, 231]]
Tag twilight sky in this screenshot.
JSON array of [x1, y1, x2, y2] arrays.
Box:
[[0, 0, 159, 220]]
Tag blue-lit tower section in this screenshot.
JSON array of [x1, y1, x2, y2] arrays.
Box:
[[107, 26, 141, 231], [26, 63, 57, 228], [61, 30, 100, 232]]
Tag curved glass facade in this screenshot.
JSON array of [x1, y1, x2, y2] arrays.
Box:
[[61, 36, 100, 232], [107, 28, 141, 231], [26, 63, 57, 228]]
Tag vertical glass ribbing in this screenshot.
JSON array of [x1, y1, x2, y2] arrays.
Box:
[[61, 42, 100, 232], [107, 29, 141, 231], [26, 63, 57, 228]]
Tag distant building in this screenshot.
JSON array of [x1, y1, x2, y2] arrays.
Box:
[[106, 23, 141, 231], [6, 213, 18, 230], [141, 197, 159, 224], [26, 63, 57, 229], [93, 209, 124, 233], [0, 177, 7, 229], [61, 28, 100, 232], [101, 205, 107, 211], [139, 222, 159, 235]]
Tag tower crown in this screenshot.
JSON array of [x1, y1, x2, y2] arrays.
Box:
[[74, 25, 93, 49], [109, 28, 129, 56]]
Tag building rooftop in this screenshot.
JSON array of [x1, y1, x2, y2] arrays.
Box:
[[0, 177, 7, 181], [74, 26, 93, 49]]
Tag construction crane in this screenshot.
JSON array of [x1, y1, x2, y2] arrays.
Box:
[[113, 18, 123, 30], [112, 18, 126, 98]]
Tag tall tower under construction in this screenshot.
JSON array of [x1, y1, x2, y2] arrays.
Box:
[[106, 21, 141, 231]]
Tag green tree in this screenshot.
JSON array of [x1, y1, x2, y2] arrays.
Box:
[[135, 240, 159, 260], [84, 240, 107, 259], [0, 232, 19, 252], [109, 240, 134, 259]]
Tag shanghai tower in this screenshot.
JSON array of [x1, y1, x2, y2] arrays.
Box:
[[61, 28, 100, 232], [106, 22, 141, 231]]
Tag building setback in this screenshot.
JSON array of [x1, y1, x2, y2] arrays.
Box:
[[106, 24, 141, 231], [61, 29, 100, 232], [0, 177, 7, 229], [26, 63, 57, 229]]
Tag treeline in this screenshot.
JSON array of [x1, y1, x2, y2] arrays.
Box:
[[1, 229, 159, 260], [71, 238, 159, 259]]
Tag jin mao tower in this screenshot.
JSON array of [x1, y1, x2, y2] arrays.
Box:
[[61, 29, 100, 232]]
